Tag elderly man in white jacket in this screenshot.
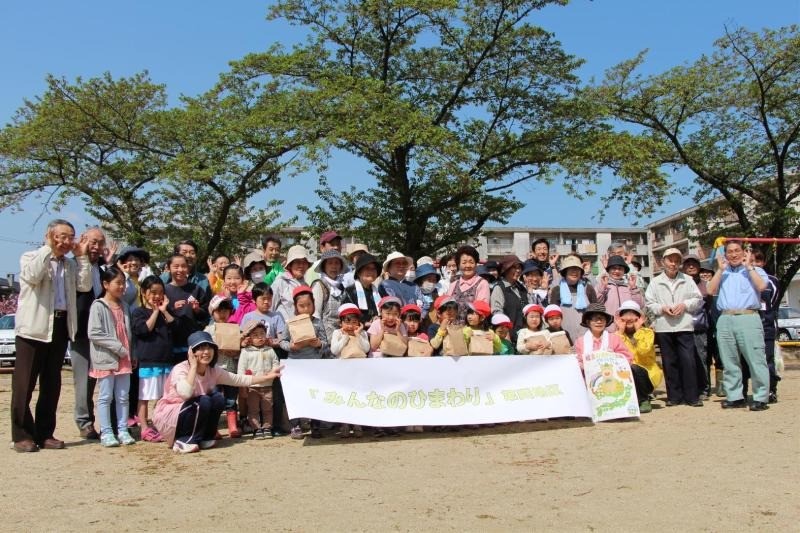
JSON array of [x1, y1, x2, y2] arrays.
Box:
[[645, 248, 704, 407], [11, 219, 92, 452]]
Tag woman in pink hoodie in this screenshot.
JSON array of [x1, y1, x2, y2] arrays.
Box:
[[153, 331, 281, 453]]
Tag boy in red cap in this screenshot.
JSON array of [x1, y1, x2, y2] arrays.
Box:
[[491, 314, 515, 355], [543, 304, 573, 347]]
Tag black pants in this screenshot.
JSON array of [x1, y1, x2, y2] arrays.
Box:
[[655, 331, 699, 403], [175, 392, 225, 444], [632, 364, 654, 402], [10, 316, 68, 444]]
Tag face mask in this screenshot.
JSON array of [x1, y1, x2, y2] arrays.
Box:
[[405, 271, 416, 282], [251, 271, 266, 284], [421, 281, 436, 293]]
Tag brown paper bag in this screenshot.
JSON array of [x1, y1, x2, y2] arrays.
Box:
[[444, 325, 468, 356], [524, 331, 551, 355], [380, 332, 407, 357], [214, 323, 242, 354], [407, 337, 433, 357], [550, 331, 572, 355], [340, 335, 367, 359], [287, 313, 316, 343], [468, 331, 494, 355]]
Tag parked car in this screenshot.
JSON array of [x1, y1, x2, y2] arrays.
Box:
[[777, 306, 800, 341], [0, 314, 15, 366]]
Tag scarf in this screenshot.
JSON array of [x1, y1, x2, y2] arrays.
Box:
[[355, 280, 381, 311], [559, 279, 588, 311], [321, 273, 343, 298], [581, 330, 609, 361]]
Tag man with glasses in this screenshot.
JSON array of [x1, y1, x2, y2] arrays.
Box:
[[707, 240, 771, 410], [11, 219, 92, 452]]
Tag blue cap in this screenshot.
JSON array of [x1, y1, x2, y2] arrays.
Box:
[[414, 263, 441, 283], [187, 331, 218, 352]]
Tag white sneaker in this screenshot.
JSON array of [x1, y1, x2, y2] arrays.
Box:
[[172, 440, 199, 454], [199, 439, 217, 450]]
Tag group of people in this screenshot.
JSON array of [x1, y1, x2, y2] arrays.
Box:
[[9, 220, 780, 454]]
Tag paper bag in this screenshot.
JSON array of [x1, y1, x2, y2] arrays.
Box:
[[214, 322, 242, 354], [550, 331, 572, 354], [524, 331, 552, 355], [407, 337, 433, 357], [468, 331, 494, 355], [287, 313, 316, 343], [380, 332, 407, 357], [340, 335, 367, 359], [444, 325, 468, 356]]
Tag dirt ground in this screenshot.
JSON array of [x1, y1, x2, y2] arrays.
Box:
[[0, 357, 798, 533]]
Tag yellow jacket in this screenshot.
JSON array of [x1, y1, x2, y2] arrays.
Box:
[[616, 327, 663, 388]]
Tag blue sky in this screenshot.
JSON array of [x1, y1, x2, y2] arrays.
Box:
[[0, 0, 796, 275]]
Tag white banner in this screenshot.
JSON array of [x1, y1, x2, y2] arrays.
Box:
[[281, 355, 599, 426]]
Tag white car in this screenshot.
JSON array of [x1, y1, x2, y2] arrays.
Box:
[[777, 307, 800, 341], [0, 314, 15, 366]]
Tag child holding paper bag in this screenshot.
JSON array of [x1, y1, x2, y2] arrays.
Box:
[[401, 303, 428, 433], [279, 286, 329, 440], [517, 304, 553, 355], [368, 296, 408, 357], [428, 295, 464, 355], [329, 304, 368, 438], [204, 295, 243, 438], [544, 304, 574, 354], [330, 304, 370, 359], [403, 304, 432, 357], [462, 301, 500, 355]]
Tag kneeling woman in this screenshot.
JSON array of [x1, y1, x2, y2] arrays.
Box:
[[153, 331, 282, 453]]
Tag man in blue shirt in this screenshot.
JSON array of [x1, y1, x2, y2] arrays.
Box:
[[707, 240, 770, 411]]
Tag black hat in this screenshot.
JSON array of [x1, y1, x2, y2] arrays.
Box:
[[117, 246, 150, 264], [580, 303, 613, 328], [354, 253, 382, 277], [605, 255, 630, 274]]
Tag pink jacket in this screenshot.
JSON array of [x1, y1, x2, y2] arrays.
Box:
[[152, 361, 253, 446]]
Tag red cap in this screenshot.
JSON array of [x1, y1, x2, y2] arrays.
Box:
[[467, 300, 491, 319], [434, 295, 456, 310], [337, 303, 361, 318], [319, 230, 342, 245], [401, 304, 422, 316], [292, 286, 313, 300], [522, 304, 545, 317]]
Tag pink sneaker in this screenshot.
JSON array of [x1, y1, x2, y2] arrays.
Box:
[[141, 426, 164, 443]]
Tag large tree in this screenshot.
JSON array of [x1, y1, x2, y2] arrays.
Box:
[[229, 0, 593, 258], [0, 72, 317, 262], [589, 25, 800, 300]]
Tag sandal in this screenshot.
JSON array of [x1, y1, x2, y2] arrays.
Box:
[[141, 426, 164, 443]]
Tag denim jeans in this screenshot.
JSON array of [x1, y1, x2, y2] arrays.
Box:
[[96, 374, 131, 437]]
